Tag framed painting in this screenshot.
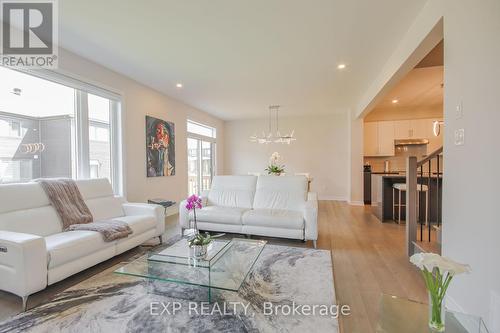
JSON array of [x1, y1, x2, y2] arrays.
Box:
[[146, 115, 175, 177]]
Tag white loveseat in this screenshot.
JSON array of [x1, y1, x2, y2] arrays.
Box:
[[0, 179, 164, 309], [179, 175, 318, 247]]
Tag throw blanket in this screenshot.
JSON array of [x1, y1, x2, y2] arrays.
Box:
[[35, 178, 132, 242], [67, 221, 132, 242], [35, 178, 93, 228]]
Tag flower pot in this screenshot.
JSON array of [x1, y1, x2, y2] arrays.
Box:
[[191, 244, 208, 259], [428, 292, 445, 332]]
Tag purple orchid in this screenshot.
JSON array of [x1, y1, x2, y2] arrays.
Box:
[[185, 194, 203, 234], [185, 194, 203, 210]]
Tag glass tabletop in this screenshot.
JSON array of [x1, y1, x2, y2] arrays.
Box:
[[377, 294, 489, 333], [114, 238, 267, 292], [148, 239, 231, 268]]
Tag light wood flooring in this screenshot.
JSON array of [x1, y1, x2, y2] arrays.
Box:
[[317, 201, 427, 333], [0, 201, 427, 333]]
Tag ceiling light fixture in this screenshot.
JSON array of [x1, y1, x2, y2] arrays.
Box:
[[433, 120, 444, 136], [176, 83, 183, 88], [250, 105, 296, 145], [337, 64, 346, 70], [392, 99, 399, 104], [11, 88, 21, 96]]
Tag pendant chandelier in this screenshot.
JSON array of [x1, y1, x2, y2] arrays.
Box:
[[250, 105, 296, 144]]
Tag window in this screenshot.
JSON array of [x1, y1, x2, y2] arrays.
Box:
[[0, 66, 122, 193], [187, 120, 216, 196]]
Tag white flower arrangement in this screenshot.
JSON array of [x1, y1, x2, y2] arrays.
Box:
[[410, 253, 471, 276], [265, 152, 285, 175], [410, 253, 471, 332]]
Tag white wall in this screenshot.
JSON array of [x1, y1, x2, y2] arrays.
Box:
[[442, 0, 500, 331], [353, 0, 500, 330], [224, 114, 349, 200], [57, 49, 224, 204], [349, 112, 364, 205]]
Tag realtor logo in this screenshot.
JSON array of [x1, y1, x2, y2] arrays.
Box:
[[1, 0, 58, 68]]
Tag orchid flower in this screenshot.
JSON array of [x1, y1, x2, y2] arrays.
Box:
[[185, 194, 203, 211]]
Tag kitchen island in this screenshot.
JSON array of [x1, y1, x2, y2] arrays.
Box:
[[371, 173, 442, 223]]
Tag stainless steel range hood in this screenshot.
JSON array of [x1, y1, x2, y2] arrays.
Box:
[[394, 138, 429, 146]]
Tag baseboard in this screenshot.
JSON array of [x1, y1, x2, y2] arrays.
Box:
[[348, 200, 365, 206]]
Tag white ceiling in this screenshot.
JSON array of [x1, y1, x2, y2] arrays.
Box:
[[374, 66, 443, 110], [58, 0, 426, 120]]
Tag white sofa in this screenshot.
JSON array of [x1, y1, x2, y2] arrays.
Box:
[[0, 179, 164, 309], [179, 175, 318, 247]]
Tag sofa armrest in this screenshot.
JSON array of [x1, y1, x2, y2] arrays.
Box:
[[303, 192, 318, 241], [0, 231, 47, 297], [179, 199, 190, 229], [122, 203, 165, 236]]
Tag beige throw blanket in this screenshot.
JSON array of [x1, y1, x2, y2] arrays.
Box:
[[67, 221, 132, 242], [35, 178, 132, 242]]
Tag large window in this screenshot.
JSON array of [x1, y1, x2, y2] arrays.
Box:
[[187, 120, 216, 196], [0, 66, 122, 192]]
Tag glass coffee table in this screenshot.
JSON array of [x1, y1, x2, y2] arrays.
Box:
[[115, 238, 266, 302], [377, 294, 489, 333]]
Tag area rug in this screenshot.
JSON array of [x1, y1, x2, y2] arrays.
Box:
[[0, 244, 338, 333]]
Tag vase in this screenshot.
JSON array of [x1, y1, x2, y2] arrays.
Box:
[[428, 292, 445, 332], [191, 244, 207, 259]]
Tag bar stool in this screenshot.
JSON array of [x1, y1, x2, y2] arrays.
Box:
[[392, 183, 429, 224]]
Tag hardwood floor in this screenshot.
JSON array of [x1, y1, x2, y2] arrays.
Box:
[[0, 201, 426, 333], [317, 201, 427, 333]]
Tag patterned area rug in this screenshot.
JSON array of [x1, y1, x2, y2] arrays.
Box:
[[0, 244, 338, 333]]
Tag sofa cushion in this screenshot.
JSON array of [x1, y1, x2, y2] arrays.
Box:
[[242, 209, 304, 229], [191, 206, 247, 225], [0, 206, 62, 237], [253, 176, 307, 211], [111, 215, 156, 235], [45, 230, 112, 269], [207, 176, 257, 209], [85, 197, 125, 221]]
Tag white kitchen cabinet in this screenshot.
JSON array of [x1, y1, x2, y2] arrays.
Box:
[[364, 122, 379, 156], [394, 120, 411, 139], [364, 121, 395, 157], [394, 119, 434, 139], [410, 119, 428, 138], [378, 121, 395, 156]]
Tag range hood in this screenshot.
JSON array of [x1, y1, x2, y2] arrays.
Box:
[[394, 138, 429, 146]]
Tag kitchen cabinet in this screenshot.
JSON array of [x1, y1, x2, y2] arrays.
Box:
[[394, 119, 434, 139], [394, 120, 411, 139], [364, 121, 395, 157], [410, 119, 428, 138], [364, 122, 379, 156], [378, 121, 395, 156]]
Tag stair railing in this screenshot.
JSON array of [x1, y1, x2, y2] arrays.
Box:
[[406, 147, 443, 256]]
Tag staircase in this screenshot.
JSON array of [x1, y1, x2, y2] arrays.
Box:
[[405, 147, 443, 256]]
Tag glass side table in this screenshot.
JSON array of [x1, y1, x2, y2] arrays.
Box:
[[376, 294, 489, 333]]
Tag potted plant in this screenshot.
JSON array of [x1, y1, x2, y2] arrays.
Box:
[[410, 253, 471, 332], [188, 232, 223, 259], [265, 152, 285, 176]]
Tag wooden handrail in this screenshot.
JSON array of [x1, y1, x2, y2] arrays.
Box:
[[417, 146, 443, 167]]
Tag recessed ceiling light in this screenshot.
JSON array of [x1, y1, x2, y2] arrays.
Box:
[[176, 83, 183, 88], [337, 64, 346, 70], [392, 99, 399, 104]]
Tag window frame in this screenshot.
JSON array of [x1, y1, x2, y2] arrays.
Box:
[[0, 66, 124, 195], [187, 120, 217, 196]]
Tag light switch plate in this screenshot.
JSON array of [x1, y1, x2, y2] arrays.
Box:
[[456, 101, 463, 119], [454, 129, 465, 145]]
